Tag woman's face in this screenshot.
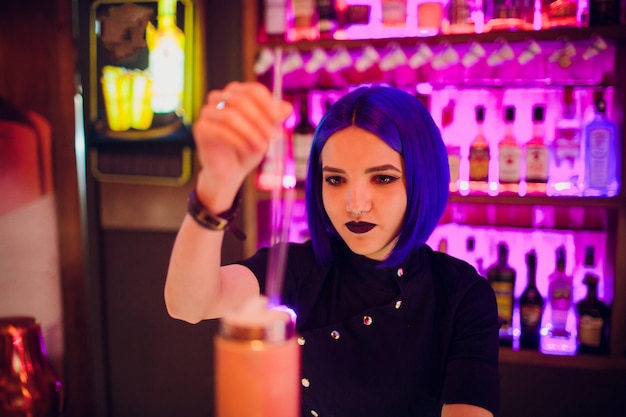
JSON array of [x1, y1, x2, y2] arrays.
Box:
[[320, 126, 407, 261]]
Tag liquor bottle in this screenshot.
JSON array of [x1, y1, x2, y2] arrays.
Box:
[[487, 242, 516, 346], [446, 0, 485, 33], [465, 235, 476, 266], [293, 95, 316, 186], [542, 245, 576, 355], [289, 0, 320, 41], [264, 0, 287, 41], [465, 235, 484, 276], [446, 0, 471, 33], [382, 0, 408, 27], [576, 274, 609, 355], [441, 101, 460, 193], [542, 0, 579, 28], [524, 105, 549, 195], [548, 86, 582, 196], [415, 0, 448, 35], [147, 0, 185, 114], [487, 0, 534, 31], [337, 0, 374, 40], [317, 0, 338, 38], [519, 250, 544, 350], [468, 105, 490, 195], [498, 106, 521, 195], [582, 97, 619, 197], [438, 238, 448, 253], [447, 145, 461, 194], [574, 245, 597, 282]]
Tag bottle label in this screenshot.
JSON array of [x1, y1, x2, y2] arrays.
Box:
[[526, 143, 549, 182], [521, 304, 542, 327], [265, 4, 286, 35], [554, 127, 581, 166], [578, 315, 603, 347], [549, 279, 572, 331], [587, 127, 611, 187], [150, 34, 185, 113], [382, 1, 407, 25], [449, 0, 472, 25], [551, 286, 571, 306], [499, 144, 521, 182], [417, 3, 444, 30], [293, 0, 315, 27], [448, 154, 460, 183], [491, 281, 514, 328], [469, 147, 489, 180]]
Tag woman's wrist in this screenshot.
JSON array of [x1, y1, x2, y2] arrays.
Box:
[[187, 189, 246, 240], [195, 169, 244, 213]]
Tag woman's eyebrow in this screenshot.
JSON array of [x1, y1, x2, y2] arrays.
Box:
[[322, 164, 402, 174], [365, 164, 402, 174], [322, 166, 344, 173]]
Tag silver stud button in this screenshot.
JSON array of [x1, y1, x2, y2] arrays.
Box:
[[301, 378, 310, 387], [363, 316, 373, 326], [297, 336, 306, 346], [396, 268, 404, 277], [330, 330, 341, 340], [395, 300, 403, 309]]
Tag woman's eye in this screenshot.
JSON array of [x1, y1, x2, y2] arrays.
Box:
[[324, 176, 344, 186], [375, 175, 398, 185]]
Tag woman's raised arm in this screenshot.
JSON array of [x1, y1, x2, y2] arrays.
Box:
[[164, 82, 293, 323]]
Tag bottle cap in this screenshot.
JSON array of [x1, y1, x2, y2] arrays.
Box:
[[583, 273, 599, 286], [466, 236, 475, 251], [504, 106, 515, 122], [563, 86, 574, 105], [532, 105, 544, 122], [556, 246, 566, 269], [475, 105, 485, 122], [584, 246, 595, 267], [442, 100, 455, 128], [498, 242, 508, 258]]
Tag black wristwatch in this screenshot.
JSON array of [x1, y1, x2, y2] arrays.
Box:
[[187, 190, 246, 240]]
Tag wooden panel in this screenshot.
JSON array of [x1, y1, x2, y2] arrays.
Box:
[[0, 1, 93, 416], [101, 229, 219, 417]]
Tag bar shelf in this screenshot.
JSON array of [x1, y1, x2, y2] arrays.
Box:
[[259, 25, 626, 50], [499, 348, 626, 371], [242, 3, 626, 367]]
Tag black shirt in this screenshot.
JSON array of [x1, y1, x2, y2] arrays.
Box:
[[236, 241, 500, 417]]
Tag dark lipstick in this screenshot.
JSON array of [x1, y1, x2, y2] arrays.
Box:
[[346, 221, 375, 234]]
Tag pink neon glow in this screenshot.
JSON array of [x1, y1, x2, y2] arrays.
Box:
[[256, 63, 618, 355]]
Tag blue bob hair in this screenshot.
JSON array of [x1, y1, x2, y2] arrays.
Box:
[[305, 86, 450, 268]]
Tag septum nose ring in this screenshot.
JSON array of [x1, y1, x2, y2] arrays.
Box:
[[350, 210, 363, 216]]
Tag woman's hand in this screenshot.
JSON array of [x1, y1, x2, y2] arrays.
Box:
[[193, 81, 293, 213]]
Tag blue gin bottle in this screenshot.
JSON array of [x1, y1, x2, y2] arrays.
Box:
[[583, 98, 619, 197]]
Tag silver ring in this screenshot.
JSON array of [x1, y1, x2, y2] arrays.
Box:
[[351, 210, 363, 216], [216, 92, 231, 110]]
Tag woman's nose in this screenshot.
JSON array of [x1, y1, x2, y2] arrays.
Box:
[[346, 183, 371, 214]]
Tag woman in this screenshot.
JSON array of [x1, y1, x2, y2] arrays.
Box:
[[165, 81, 500, 417]]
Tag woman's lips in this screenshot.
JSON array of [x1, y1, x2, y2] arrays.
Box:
[[346, 221, 375, 234]]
